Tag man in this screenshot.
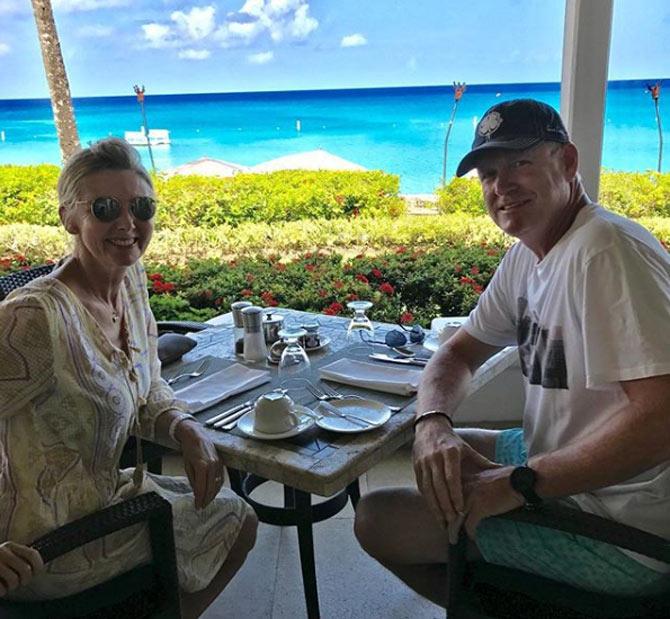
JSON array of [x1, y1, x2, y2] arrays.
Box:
[[354, 99, 670, 606]]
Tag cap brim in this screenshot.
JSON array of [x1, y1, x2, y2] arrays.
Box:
[[455, 136, 542, 177]]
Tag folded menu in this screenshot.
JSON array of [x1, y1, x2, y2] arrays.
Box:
[[173, 364, 271, 413], [319, 358, 422, 395]]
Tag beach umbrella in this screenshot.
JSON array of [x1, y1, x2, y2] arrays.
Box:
[[646, 82, 663, 173], [133, 85, 156, 174], [442, 82, 466, 186], [167, 158, 249, 177], [250, 149, 366, 173]]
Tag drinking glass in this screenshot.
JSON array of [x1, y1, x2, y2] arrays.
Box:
[[346, 300, 375, 347], [277, 328, 311, 387]]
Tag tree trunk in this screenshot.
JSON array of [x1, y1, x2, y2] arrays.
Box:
[[30, 0, 80, 161]]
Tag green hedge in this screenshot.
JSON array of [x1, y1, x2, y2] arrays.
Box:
[[435, 171, 670, 218], [0, 165, 405, 227]]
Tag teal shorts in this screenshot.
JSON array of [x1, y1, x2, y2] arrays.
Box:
[[475, 428, 670, 596]]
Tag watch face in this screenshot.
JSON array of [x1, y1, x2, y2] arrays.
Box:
[[511, 466, 536, 492]]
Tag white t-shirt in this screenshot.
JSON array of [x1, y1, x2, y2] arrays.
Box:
[[463, 203, 670, 570]]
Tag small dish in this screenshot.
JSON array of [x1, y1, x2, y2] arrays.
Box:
[[422, 333, 441, 353], [314, 397, 392, 434], [237, 405, 315, 440], [267, 336, 331, 364]]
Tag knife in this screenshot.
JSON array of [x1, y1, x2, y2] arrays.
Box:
[[368, 353, 428, 367]]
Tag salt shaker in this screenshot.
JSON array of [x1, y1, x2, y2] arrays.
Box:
[[241, 306, 267, 362], [231, 301, 252, 356]]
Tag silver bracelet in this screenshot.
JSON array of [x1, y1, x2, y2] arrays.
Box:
[[168, 412, 197, 444], [413, 410, 454, 430]]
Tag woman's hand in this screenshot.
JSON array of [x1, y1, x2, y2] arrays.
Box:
[[0, 542, 44, 596], [174, 420, 225, 510]]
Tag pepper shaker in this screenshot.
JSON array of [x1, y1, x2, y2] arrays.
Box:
[[231, 301, 252, 356]]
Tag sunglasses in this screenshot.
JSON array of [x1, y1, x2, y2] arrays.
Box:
[[362, 324, 426, 347], [78, 196, 157, 222]]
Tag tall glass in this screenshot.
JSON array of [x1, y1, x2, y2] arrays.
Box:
[[346, 300, 374, 347], [277, 328, 311, 388]]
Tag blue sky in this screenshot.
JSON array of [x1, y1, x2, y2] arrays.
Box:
[[0, 0, 668, 100]]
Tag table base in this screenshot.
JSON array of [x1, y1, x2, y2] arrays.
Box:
[[227, 468, 360, 619]]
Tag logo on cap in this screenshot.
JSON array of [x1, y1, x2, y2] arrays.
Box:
[[477, 111, 503, 140]]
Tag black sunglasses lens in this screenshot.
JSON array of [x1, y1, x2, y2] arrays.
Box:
[[409, 326, 425, 343], [131, 197, 156, 221], [91, 197, 120, 222], [385, 330, 408, 347]]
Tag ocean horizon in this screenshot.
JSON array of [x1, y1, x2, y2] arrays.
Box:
[[0, 79, 667, 193]]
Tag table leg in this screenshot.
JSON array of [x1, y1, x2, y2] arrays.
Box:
[[347, 479, 361, 509], [295, 490, 320, 619]]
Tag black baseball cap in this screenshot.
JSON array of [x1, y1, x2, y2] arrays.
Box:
[[456, 99, 570, 177]]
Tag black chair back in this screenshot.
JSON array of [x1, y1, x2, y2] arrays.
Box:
[[0, 264, 56, 301]]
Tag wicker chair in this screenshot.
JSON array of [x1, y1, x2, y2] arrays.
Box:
[[446, 501, 670, 619], [0, 491, 181, 619]]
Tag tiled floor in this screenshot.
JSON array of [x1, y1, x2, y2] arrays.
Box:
[[165, 443, 444, 619]]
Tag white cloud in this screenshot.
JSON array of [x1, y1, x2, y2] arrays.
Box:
[[247, 50, 273, 64], [171, 6, 216, 41], [142, 23, 173, 48], [288, 3, 317, 39], [0, 0, 24, 16], [0, 42, 10, 56], [341, 33, 367, 48], [53, 0, 130, 12], [178, 48, 211, 60], [77, 24, 114, 37]]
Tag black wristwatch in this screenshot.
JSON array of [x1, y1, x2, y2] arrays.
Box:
[[510, 465, 543, 508]]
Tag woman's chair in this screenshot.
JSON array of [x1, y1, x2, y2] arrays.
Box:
[[447, 501, 670, 619], [0, 491, 181, 618]]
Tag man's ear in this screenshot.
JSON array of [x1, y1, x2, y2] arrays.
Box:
[[561, 142, 579, 180], [59, 205, 79, 235]]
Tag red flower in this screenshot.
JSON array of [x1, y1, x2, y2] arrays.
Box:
[[274, 262, 287, 272], [371, 268, 383, 278], [379, 282, 395, 295], [355, 273, 369, 284], [323, 302, 344, 316], [304, 252, 313, 259], [241, 288, 253, 298], [470, 266, 480, 275], [486, 248, 498, 256], [400, 311, 414, 324], [395, 246, 407, 254], [201, 289, 213, 299], [459, 276, 476, 285], [261, 291, 278, 306], [318, 289, 328, 298], [162, 282, 176, 293], [152, 280, 176, 294], [214, 297, 223, 307], [245, 273, 255, 283], [333, 280, 344, 289], [305, 264, 316, 272], [352, 208, 360, 218], [346, 293, 359, 301], [473, 284, 484, 294], [148, 272, 163, 281]]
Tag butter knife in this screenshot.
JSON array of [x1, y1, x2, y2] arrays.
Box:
[[368, 353, 428, 367], [205, 400, 253, 426], [317, 400, 373, 428]]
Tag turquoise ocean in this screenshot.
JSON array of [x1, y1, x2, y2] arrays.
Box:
[[0, 79, 666, 194]]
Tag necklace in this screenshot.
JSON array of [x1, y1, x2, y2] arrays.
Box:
[[111, 310, 120, 323]]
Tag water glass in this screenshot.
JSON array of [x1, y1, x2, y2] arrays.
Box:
[[277, 328, 311, 387], [346, 300, 375, 348]]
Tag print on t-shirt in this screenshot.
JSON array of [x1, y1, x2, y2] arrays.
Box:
[[516, 297, 568, 389]]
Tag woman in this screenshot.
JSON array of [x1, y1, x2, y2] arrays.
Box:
[[0, 138, 257, 617]]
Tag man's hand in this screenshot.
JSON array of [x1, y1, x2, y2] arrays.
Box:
[[175, 421, 225, 510], [413, 417, 500, 528], [0, 542, 44, 596], [462, 466, 524, 538]]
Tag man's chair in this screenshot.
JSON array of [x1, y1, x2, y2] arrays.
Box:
[[0, 491, 181, 618], [447, 502, 670, 619]]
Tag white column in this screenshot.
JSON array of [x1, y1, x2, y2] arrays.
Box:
[[560, 0, 614, 201]]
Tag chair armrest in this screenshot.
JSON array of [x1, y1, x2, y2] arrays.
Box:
[[156, 320, 210, 335], [494, 502, 670, 565], [30, 492, 173, 564]]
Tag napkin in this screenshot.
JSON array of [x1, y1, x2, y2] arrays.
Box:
[[173, 363, 271, 413], [318, 358, 422, 395]]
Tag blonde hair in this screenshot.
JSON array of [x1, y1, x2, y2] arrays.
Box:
[[57, 137, 153, 206]]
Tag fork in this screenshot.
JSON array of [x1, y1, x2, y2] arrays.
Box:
[[167, 358, 210, 385], [319, 382, 403, 412], [304, 384, 374, 426]]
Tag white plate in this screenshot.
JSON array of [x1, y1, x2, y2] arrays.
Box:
[[314, 397, 392, 434], [267, 336, 331, 364], [237, 405, 316, 440]]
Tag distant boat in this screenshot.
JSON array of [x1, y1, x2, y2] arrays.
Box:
[[124, 126, 171, 146]]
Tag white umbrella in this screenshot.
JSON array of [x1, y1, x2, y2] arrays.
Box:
[[250, 149, 366, 173], [166, 157, 248, 178]]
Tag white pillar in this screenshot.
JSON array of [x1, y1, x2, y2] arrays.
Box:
[[560, 0, 614, 201]]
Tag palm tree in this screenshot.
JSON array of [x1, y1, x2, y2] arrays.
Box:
[[31, 0, 80, 160]]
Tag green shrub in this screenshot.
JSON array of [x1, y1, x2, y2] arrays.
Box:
[[0, 165, 405, 227], [435, 176, 486, 215]]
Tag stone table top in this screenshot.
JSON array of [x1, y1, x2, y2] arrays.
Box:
[[162, 309, 517, 497]]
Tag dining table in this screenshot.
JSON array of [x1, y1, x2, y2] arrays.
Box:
[[160, 308, 517, 619]]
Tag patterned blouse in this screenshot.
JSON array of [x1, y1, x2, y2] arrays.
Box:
[[0, 262, 250, 599]]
